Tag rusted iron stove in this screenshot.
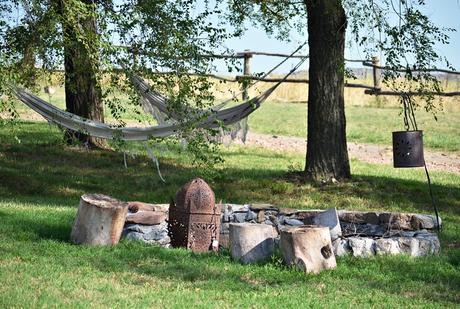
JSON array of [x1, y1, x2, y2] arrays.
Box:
[[168, 178, 221, 252]]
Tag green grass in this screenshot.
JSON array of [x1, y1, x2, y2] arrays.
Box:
[[248, 102, 460, 153], [0, 122, 459, 307]]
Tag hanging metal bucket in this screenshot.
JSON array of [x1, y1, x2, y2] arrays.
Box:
[[392, 130, 425, 168]]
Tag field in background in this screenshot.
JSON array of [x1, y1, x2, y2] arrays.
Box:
[[28, 71, 460, 111], [211, 74, 460, 112], [249, 102, 460, 153]]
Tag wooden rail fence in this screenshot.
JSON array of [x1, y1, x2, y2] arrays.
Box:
[[93, 45, 460, 98]]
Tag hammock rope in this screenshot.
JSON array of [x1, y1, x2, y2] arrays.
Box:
[[131, 41, 308, 119]]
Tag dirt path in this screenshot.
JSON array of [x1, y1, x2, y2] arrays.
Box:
[[16, 111, 460, 174], [244, 132, 460, 174]]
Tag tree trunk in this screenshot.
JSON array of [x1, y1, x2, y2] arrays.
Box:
[[304, 0, 350, 181], [20, 41, 37, 88], [61, 0, 106, 148]]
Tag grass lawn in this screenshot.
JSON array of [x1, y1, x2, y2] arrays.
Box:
[[0, 122, 459, 307]]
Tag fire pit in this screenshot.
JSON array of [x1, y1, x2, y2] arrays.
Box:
[[122, 202, 441, 258]]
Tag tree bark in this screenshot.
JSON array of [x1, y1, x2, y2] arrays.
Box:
[[279, 226, 336, 273], [304, 0, 350, 181], [71, 194, 128, 245], [60, 0, 106, 148], [229, 223, 275, 264]]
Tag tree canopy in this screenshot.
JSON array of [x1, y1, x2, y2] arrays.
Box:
[[224, 0, 454, 181], [0, 0, 239, 167], [0, 0, 455, 181]]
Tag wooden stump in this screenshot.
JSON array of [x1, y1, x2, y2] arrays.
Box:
[[70, 194, 128, 245], [280, 226, 336, 273], [229, 223, 275, 264]]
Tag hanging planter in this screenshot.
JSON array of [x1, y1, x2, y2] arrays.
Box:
[[392, 130, 425, 168]]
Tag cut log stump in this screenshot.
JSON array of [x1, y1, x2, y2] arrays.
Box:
[[280, 226, 336, 274], [71, 194, 128, 246], [229, 223, 275, 264]]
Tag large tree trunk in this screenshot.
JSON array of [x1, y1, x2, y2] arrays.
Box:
[[61, 0, 106, 148], [304, 0, 350, 181], [20, 41, 37, 88]]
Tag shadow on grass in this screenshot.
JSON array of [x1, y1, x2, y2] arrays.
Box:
[[1, 204, 459, 305], [1, 122, 459, 216], [1, 121, 460, 304], [0, 208, 73, 242]]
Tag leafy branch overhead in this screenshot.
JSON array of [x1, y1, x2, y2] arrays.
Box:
[[0, 0, 239, 169], [0, 0, 456, 181], [227, 0, 454, 113]]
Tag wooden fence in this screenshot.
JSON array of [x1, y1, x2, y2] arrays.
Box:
[[117, 45, 460, 98]]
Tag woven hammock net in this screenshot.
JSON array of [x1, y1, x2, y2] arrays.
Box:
[[11, 50, 306, 142]]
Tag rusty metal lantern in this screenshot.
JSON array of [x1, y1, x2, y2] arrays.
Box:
[[392, 130, 425, 168], [168, 178, 221, 252]]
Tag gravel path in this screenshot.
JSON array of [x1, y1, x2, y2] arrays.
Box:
[[18, 111, 460, 174], [243, 132, 460, 174]]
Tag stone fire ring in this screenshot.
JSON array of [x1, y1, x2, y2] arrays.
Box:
[[122, 202, 441, 258]]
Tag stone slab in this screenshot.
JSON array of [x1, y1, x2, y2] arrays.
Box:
[[411, 214, 442, 230], [128, 201, 169, 213], [233, 212, 247, 223], [339, 211, 380, 225], [379, 213, 413, 230], [278, 208, 298, 216], [348, 237, 375, 257], [312, 208, 342, 240], [249, 204, 279, 211], [284, 218, 304, 226], [126, 211, 166, 225], [123, 222, 170, 246], [296, 210, 321, 224], [332, 238, 351, 256], [245, 210, 257, 221], [375, 238, 400, 255], [226, 204, 250, 213], [256, 210, 265, 223]]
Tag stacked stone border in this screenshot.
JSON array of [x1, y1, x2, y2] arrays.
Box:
[[122, 202, 441, 258]]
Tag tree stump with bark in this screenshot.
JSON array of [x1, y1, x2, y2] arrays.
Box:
[[70, 194, 128, 245], [279, 226, 336, 273]]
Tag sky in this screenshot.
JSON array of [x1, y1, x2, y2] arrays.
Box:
[[211, 1, 460, 74]]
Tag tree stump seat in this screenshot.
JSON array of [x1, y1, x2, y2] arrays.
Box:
[[71, 194, 128, 245], [280, 225, 337, 273]]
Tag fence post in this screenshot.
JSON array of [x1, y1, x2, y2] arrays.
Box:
[[372, 56, 381, 92], [242, 49, 252, 100]]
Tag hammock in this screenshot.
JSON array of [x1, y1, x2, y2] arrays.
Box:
[[132, 74, 229, 119], [11, 76, 278, 141], [11, 56, 306, 141], [131, 43, 308, 141]]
